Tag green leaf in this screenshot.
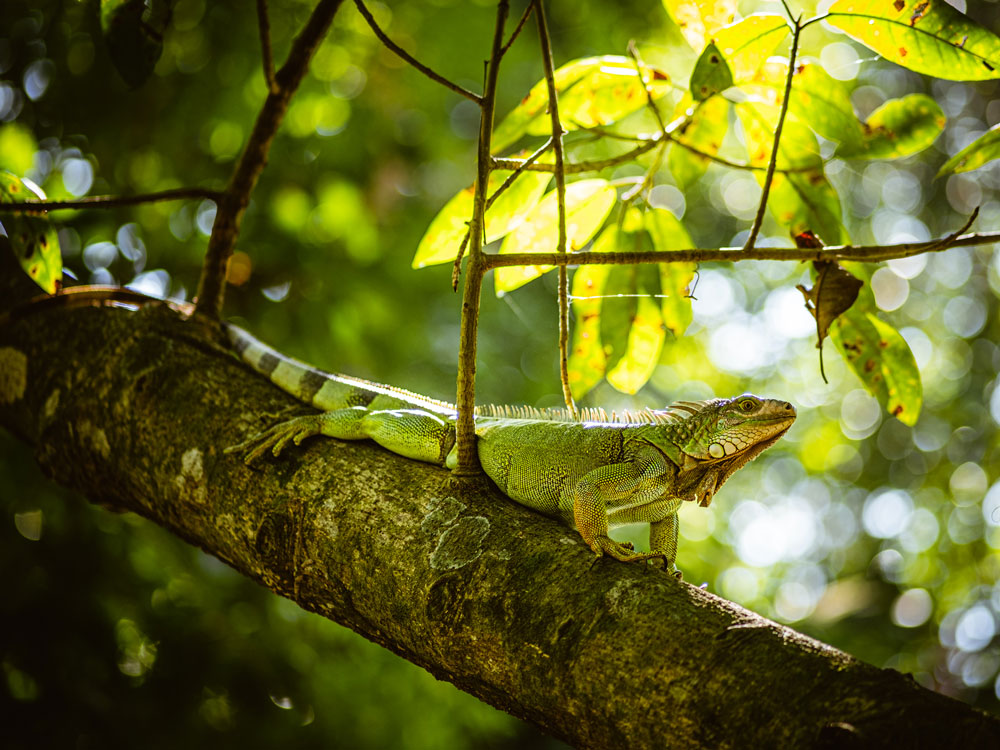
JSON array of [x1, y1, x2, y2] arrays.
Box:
[[667, 95, 729, 189], [568, 227, 621, 400], [0, 123, 39, 176], [606, 295, 666, 394], [837, 94, 945, 159], [937, 122, 1000, 176], [492, 56, 671, 153], [644, 208, 695, 337], [767, 170, 849, 245], [830, 306, 922, 425], [0, 171, 62, 294], [662, 0, 739, 51], [494, 178, 616, 294], [712, 14, 790, 81], [690, 42, 734, 100], [411, 167, 551, 268], [736, 91, 823, 169], [599, 265, 639, 378], [789, 63, 865, 152], [826, 0, 1000, 81], [101, 0, 174, 88]]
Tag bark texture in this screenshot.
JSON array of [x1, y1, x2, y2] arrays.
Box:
[[1, 301, 998, 749]]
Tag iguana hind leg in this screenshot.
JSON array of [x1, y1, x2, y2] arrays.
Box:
[[226, 406, 371, 463]]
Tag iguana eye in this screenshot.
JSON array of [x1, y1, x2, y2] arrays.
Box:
[[738, 398, 756, 412]]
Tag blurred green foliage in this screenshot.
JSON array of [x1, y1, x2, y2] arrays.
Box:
[[1, 0, 999, 746]]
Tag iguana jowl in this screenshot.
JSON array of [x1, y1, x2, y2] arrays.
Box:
[[226, 325, 796, 574]]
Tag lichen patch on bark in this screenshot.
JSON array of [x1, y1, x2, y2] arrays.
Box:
[[174, 447, 207, 504], [0, 347, 28, 404], [430, 515, 490, 570], [77, 420, 111, 459]]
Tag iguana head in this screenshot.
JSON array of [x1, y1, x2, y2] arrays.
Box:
[[643, 394, 796, 471]]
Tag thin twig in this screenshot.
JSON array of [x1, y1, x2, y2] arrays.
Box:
[[743, 15, 802, 251], [352, 0, 483, 104], [256, 0, 279, 94], [195, 0, 345, 319], [452, 137, 555, 290], [500, 2, 534, 58], [533, 0, 575, 417], [492, 138, 659, 173], [454, 0, 509, 475], [482, 225, 996, 269], [627, 41, 667, 135], [0, 188, 224, 213]]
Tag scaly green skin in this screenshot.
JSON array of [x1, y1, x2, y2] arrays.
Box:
[[225, 325, 796, 573]]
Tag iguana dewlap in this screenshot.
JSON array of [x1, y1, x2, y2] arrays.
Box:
[[225, 325, 796, 573]]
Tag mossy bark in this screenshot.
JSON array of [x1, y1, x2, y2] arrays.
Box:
[[1, 301, 997, 749]]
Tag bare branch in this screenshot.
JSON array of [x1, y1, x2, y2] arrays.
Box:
[[256, 0, 279, 94], [533, 0, 575, 417], [499, 1, 534, 58], [352, 0, 483, 104], [454, 0, 509, 475], [482, 227, 1000, 270], [743, 15, 802, 251], [194, 0, 346, 320], [492, 138, 660, 173], [0, 188, 223, 213]]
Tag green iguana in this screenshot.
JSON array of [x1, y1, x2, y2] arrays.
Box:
[[225, 325, 796, 574]]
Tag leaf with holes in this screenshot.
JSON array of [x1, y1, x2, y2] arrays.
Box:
[[690, 43, 734, 101], [826, 0, 1000, 81], [412, 166, 551, 268], [662, 0, 739, 51], [495, 179, 616, 294], [492, 56, 671, 152], [0, 172, 62, 294], [830, 301, 922, 426], [937, 122, 1000, 176], [837, 94, 945, 159], [712, 14, 790, 81]]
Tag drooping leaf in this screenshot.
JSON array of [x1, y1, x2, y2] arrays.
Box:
[[492, 56, 671, 152], [797, 260, 863, 380], [825, 0, 1000, 81], [0, 171, 62, 294], [662, 0, 739, 51], [101, 0, 175, 88], [495, 179, 616, 294], [412, 166, 551, 268], [830, 305, 922, 425], [568, 229, 619, 400], [644, 207, 695, 338], [599, 265, 639, 376], [711, 14, 790, 81], [836, 94, 945, 159], [936, 122, 1000, 176], [606, 295, 666, 394], [690, 42, 734, 100], [667, 95, 730, 189]]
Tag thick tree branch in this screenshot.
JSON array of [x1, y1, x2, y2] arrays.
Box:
[[194, 0, 345, 320], [0, 302, 997, 748]]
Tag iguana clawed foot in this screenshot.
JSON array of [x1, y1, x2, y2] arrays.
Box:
[[225, 415, 323, 464], [588, 536, 679, 576]]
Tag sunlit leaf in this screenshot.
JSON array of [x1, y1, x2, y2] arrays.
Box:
[[690, 42, 734, 100], [766, 170, 849, 245], [412, 167, 551, 268], [606, 295, 666, 394], [101, 0, 175, 88], [712, 14, 790, 81], [668, 95, 729, 189], [600, 265, 640, 375], [837, 94, 945, 159], [662, 0, 739, 51], [789, 63, 865, 152], [0, 171, 62, 294], [736, 93, 823, 169], [568, 229, 620, 400], [0, 123, 39, 176], [830, 305, 922, 425], [492, 56, 671, 152], [937, 122, 1000, 176], [826, 0, 1000, 81], [644, 208, 695, 338], [495, 179, 616, 294]]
